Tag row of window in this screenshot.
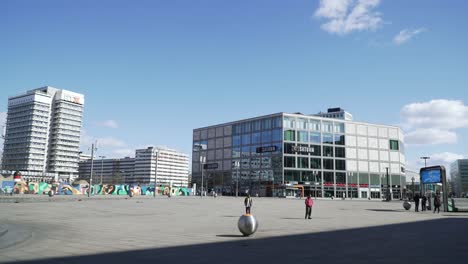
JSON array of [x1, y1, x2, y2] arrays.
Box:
[[232, 117, 283, 134], [283, 117, 345, 133], [284, 156, 346, 170], [284, 130, 345, 145]]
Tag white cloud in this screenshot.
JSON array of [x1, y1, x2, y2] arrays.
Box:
[[112, 148, 135, 158], [393, 28, 426, 45], [404, 129, 457, 145], [407, 152, 464, 174], [95, 120, 119, 129], [315, 0, 383, 35], [80, 129, 126, 150], [401, 99, 468, 145], [401, 99, 468, 130]]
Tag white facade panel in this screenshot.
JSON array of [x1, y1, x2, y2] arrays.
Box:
[[346, 148, 357, 159], [358, 148, 368, 160], [357, 125, 367, 136], [389, 128, 398, 139], [390, 152, 399, 162], [369, 162, 379, 173], [368, 138, 378, 148], [357, 137, 368, 148], [391, 163, 400, 174], [358, 161, 369, 172], [379, 151, 389, 161], [378, 127, 388, 138], [369, 150, 379, 160], [368, 126, 378, 137], [347, 160, 357, 171], [346, 135, 357, 147], [379, 139, 388, 150], [345, 123, 356, 134]]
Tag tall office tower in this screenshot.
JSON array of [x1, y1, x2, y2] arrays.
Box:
[[2, 86, 84, 180]]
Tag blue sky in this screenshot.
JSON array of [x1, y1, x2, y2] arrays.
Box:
[[1, 0, 467, 172]]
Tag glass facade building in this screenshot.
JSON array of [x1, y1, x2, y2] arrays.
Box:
[[192, 112, 406, 198]]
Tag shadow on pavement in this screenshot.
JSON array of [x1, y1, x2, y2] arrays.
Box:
[[10, 218, 468, 264], [366, 209, 405, 213]]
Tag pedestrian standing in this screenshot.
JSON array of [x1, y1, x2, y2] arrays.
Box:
[[421, 194, 427, 211], [305, 194, 313, 219], [414, 193, 420, 212], [244, 194, 253, 214], [433, 192, 441, 213]]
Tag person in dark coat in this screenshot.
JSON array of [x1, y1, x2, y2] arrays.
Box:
[[433, 192, 441, 213], [414, 193, 420, 212], [421, 194, 427, 211]]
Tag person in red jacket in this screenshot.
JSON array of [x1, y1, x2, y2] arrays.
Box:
[[305, 194, 314, 219]]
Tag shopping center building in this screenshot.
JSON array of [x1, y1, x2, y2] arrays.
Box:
[[192, 108, 406, 199]]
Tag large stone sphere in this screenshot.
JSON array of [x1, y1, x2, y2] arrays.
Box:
[[238, 214, 258, 236], [48, 190, 55, 197], [403, 201, 411, 210]]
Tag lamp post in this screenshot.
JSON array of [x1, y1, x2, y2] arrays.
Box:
[[200, 155, 206, 198], [420, 156, 430, 196], [411, 176, 415, 201], [99, 156, 106, 185], [386, 167, 391, 201], [234, 160, 240, 197], [88, 141, 97, 197]]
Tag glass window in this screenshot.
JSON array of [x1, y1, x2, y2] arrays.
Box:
[[334, 134, 345, 145], [233, 124, 241, 135], [285, 170, 300, 182], [310, 158, 322, 169], [272, 129, 282, 142], [273, 116, 282, 128], [323, 172, 333, 183], [323, 159, 334, 170], [310, 145, 321, 156], [334, 123, 344, 133], [284, 130, 295, 141], [297, 131, 308, 142], [297, 118, 307, 130], [309, 120, 320, 131], [242, 122, 251, 133], [336, 172, 346, 184], [252, 132, 261, 144], [309, 132, 320, 144], [390, 140, 399, 150], [261, 130, 272, 143], [252, 120, 261, 131], [322, 122, 333, 133], [322, 133, 333, 144], [323, 146, 334, 157], [284, 156, 295, 168], [262, 119, 272, 130], [233, 135, 241, 146], [284, 143, 295, 154], [241, 146, 250, 157], [193, 140, 208, 151], [335, 147, 345, 158], [335, 160, 346, 171], [298, 157, 309, 168], [242, 134, 251, 145], [283, 117, 294, 128]]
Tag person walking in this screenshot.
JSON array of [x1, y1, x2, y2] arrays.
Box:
[[305, 194, 314, 219], [244, 194, 253, 214], [433, 192, 441, 213], [414, 193, 420, 212], [421, 194, 427, 211]]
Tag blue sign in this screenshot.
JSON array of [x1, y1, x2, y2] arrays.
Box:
[[421, 168, 442, 184]]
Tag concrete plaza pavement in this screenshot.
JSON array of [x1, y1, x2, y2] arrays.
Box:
[[0, 196, 467, 263]]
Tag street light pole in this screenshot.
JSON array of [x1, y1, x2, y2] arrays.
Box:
[[88, 141, 97, 197], [420, 156, 430, 196], [99, 156, 106, 185], [200, 155, 205, 198], [411, 176, 415, 201], [386, 167, 391, 201], [235, 160, 240, 197]]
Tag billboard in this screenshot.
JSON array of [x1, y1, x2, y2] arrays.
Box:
[[420, 166, 444, 184]]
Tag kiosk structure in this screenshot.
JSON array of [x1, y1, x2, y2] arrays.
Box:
[[420, 166, 448, 212]]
